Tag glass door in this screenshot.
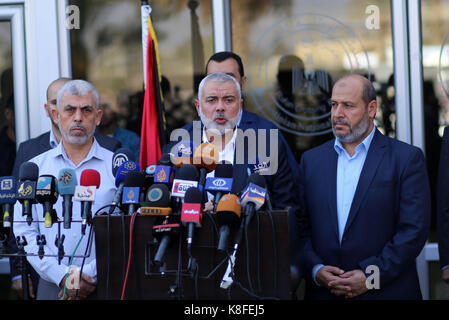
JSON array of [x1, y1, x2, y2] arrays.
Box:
[[231, 0, 395, 162]]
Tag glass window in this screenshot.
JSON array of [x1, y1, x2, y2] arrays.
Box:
[[0, 21, 15, 177], [231, 0, 394, 161], [422, 0, 449, 299], [69, 0, 213, 137]]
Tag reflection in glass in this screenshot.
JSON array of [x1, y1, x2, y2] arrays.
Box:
[[0, 21, 15, 176], [231, 0, 394, 160], [70, 0, 213, 137]]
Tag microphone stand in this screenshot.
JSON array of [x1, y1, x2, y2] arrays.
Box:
[[16, 236, 29, 300]]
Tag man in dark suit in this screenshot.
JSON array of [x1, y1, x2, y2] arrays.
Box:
[[298, 74, 430, 299], [165, 71, 299, 217], [9, 77, 121, 299], [437, 126, 449, 284], [205, 52, 305, 290]]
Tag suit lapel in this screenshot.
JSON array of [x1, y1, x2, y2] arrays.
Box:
[[342, 129, 387, 237]]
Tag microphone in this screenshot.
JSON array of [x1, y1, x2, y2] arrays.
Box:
[[144, 164, 157, 194], [193, 143, 218, 192], [57, 168, 77, 229], [181, 187, 203, 251], [153, 153, 174, 186], [74, 169, 100, 234], [0, 176, 17, 228], [141, 184, 172, 216], [171, 164, 199, 199], [216, 194, 241, 252], [247, 160, 274, 211], [220, 175, 265, 290], [17, 162, 39, 226], [109, 160, 141, 214], [35, 175, 58, 228], [122, 171, 145, 215], [204, 162, 234, 211], [112, 147, 136, 176], [240, 172, 267, 229], [152, 214, 180, 266]]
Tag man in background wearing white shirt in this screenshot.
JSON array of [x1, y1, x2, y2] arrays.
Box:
[[13, 79, 116, 300]]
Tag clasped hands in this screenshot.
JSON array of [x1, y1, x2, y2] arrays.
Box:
[[316, 266, 369, 299]]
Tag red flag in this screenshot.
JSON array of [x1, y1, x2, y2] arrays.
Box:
[[140, 17, 164, 168]]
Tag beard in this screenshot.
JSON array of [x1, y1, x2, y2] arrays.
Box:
[[199, 107, 241, 135], [332, 110, 370, 144], [59, 122, 96, 145]]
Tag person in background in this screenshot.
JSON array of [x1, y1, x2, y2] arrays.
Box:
[[98, 89, 141, 160]]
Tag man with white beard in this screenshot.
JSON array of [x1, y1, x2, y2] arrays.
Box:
[[13, 80, 117, 300], [167, 72, 300, 223]]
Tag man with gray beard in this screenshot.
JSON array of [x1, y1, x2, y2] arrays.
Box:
[[13, 80, 117, 300], [298, 74, 430, 299], [166, 72, 299, 221]]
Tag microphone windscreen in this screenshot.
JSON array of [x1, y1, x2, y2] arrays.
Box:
[[57, 168, 77, 195], [124, 171, 146, 187], [36, 175, 58, 203], [216, 193, 241, 226], [80, 169, 101, 188], [115, 161, 141, 187], [0, 176, 17, 204], [175, 164, 199, 181], [193, 143, 218, 172], [19, 162, 39, 181], [216, 194, 241, 217], [215, 162, 233, 178], [248, 172, 266, 188], [112, 148, 136, 176], [184, 187, 202, 204], [146, 184, 171, 207]]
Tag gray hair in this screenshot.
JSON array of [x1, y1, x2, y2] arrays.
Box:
[[198, 72, 242, 102], [56, 79, 100, 110]]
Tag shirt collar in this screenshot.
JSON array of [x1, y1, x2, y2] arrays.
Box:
[[52, 137, 103, 167], [334, 125, 376, 156]]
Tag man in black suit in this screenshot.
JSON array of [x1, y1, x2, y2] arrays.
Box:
[[9, 77, 121, 299], [437, 126, 449, 284], [205, 52, 305, 293]]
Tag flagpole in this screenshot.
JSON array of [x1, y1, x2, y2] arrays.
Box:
[[141, 0, 151, 89]]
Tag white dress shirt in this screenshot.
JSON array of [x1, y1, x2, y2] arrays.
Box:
[[13, 138, 117, 286]]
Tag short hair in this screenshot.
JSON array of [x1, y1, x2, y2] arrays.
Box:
[[198, 72, 241, 103], [362, 81, 377, 106], [57, 79, 99, 110], [206, 51, 245, 77], [336, 74, 377, 106], [46, 77, 72, 101]]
